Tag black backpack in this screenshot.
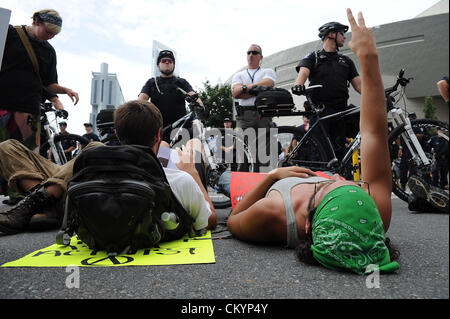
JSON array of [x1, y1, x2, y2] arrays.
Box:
[[255, 88, 295, 117], [56, 144, 195, 255]]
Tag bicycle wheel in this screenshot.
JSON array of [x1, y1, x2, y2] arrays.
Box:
[[275, 126, 330, 171], [388, 119, 449, 202], [205, 128, 255, 209], [40, 134, 90, 165]]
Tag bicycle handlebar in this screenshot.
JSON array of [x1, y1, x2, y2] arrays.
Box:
[[384, 69, 413, 97], [40, 102, 69, 119], [290, 84, 323, 96]]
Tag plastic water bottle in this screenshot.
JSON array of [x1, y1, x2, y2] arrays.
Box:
[[161, 212, 179, 230]]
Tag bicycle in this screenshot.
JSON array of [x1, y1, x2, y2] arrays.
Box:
[[257, 69, 448, 203], [39, 102, 89, 165], [164, 87, 255, 208]]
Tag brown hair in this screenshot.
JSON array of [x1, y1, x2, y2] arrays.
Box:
[[114, 100, 163, 148]]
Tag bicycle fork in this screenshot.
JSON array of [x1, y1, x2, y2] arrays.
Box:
[[193, 119, 218, 170], [391, 109, 430, 166], [43, 124, 67, 165]]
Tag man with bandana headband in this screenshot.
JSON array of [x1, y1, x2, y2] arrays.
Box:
[[138, 50, 203, 143], [227, 9, 400, 275], [0, 9, 79, 151]]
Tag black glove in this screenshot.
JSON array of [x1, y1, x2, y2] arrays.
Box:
[[248, 86, 270, 96], [56, 109, 69, 119], [200, 105, 209, 117], [291, 84, 306, 95]]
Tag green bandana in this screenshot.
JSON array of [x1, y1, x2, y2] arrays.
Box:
[[311, 185, 399, 275]]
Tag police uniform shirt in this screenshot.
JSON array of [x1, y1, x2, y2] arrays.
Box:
[[296, 49, 358, 108], [140, 76, 193, 128], [231, 67, 276, 107]]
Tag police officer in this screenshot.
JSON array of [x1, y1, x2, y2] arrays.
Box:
[[231, 44, 276, 172], [138, 50, 203, 143], [293, 22, 361, 159]]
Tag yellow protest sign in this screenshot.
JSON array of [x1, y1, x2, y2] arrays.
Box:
[[2, 232, 215, 267]]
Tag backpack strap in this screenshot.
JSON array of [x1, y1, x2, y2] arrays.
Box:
[[56, 195, 72, 246], [14, 26, 43, 86]]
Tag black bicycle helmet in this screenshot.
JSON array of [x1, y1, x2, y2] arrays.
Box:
[[96, 109, 115, 128], [157, 50, 175, 65], [318, 22, 349, 40]]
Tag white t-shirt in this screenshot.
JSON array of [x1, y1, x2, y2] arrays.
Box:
[[231, 67, 276, 106], [157, 146, 211, 231], [164, 168, 212, 231]]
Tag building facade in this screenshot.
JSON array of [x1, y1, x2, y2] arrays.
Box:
[[90, 63, 125, 130]]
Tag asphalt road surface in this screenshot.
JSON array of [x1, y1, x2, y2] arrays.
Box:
[[0, 194, 448, 303]]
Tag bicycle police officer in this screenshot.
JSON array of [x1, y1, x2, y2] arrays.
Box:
[[293, 22, 361, 160], [138, 50, 203, 143]]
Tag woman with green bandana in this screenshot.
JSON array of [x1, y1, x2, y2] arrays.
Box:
[[227, 9, 399, 275]]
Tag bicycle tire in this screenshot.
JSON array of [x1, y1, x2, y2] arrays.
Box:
[[205, 128, 256, 209], [388, 119, 449, 203], [275, 126, 330, 171], [40, 134, 90, 165]]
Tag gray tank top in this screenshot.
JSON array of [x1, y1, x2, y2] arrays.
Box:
[[266, 176, 329, 248]]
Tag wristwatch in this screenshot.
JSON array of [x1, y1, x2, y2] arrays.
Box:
[[242, 85, 247, 93]]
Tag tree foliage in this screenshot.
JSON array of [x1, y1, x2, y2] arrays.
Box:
[[198, 80, 233, 128], [423, 96, 437, 120]]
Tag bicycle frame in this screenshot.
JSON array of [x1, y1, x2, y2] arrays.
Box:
[[40, 104, 68, 165], [164, 98, 219, 170], [283, 69, 433, 178], [285, 105, 361, 171]]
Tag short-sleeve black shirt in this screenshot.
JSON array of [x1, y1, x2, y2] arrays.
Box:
[[140, 76, 193, 128], [296, 49, 358, 108], [0, 25, 58, 115]]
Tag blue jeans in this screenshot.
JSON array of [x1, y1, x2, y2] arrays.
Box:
[[218, 171, 232, 198]]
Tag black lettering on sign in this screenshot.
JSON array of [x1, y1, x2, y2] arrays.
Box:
[[32, 250, 61, 257], [80, 256, 134, 266], [63, 250, 79, 256], [153, 248, 181, 255], [183, 238, 211, 242]]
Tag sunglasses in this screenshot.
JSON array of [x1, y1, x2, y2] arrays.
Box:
[[247, 51, 261, 56], [160, 58, 173, 64]]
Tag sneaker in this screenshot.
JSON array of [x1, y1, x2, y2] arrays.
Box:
[[0, 186, 57, 234], [408, 175, 449, 213], [407, 194, 436, 213]]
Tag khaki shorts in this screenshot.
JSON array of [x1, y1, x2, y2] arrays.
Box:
[[0, 139, 102, 195]]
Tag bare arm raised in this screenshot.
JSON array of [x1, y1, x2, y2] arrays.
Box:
[[346, 9, 392, 230]]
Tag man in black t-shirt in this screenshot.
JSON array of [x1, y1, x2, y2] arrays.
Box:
[[0, 10, 79, 150], [138, 50, 203, 143], [47, 121, 76, 162], [292, 21, 361, 159]]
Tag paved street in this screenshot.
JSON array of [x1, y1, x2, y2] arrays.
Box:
[[0, 195, 448, 301]]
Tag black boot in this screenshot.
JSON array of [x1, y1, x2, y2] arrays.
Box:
[[0, 186, 57, 234]]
